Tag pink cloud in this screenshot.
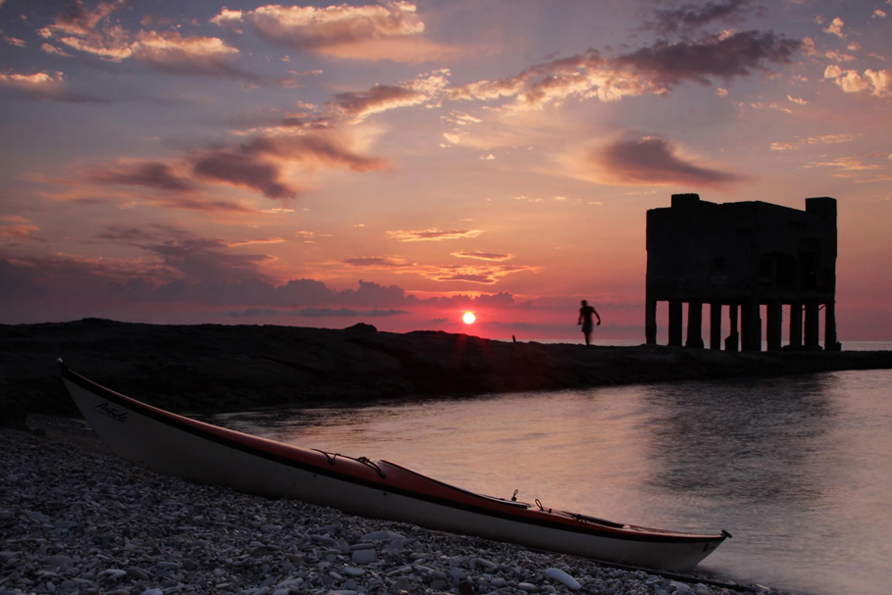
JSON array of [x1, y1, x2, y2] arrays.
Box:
[[386, 228, 484, 241], [129, 30, 241, 75], [342, 255, 534, 284], [343, 256, 414, 268], [37, 1, 247, 78], [824, 65, 891, 96], [40, 43, 73, 57], [330, 85, 427, 122], [823, 17, 845, 39], [0, 70, 100, 103], [451, 251, 514, 262], [212, 2, 462, 63], [0, 216, 41, 242]]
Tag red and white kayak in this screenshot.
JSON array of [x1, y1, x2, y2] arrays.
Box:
[[59, 361, 730, 571]]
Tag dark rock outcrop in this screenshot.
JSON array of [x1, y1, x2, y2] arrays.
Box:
[[1, 319, 891, 415]]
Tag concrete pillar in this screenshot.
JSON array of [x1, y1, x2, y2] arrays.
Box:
[[668, 300, 683, 347], [725, 304, 739, 352], [804, 300, 820, 350], [766, 300, 782, 352], [645, 296, 657, 345], [825, 301, 838, 351], [686, 301, 703, 348], [741, 299, 762, 352], [789, 302, 803, 350], [710, 303, 722, 350]]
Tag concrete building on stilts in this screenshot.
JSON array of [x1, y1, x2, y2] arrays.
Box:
[[645, 193, 839, 352]]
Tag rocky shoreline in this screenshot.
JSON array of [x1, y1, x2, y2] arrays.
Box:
[[1, 416, 792, 595], [2, 319, 892, 416]]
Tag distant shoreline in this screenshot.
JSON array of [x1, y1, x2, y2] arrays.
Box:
[[2, 318, 891, 416]]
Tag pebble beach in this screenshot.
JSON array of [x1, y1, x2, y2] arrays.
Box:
[[0, 416, 796, 595]]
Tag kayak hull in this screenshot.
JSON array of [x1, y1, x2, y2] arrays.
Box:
[[60, 365, 727, 572]]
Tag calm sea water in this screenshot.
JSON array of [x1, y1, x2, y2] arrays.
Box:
[[206, 359, 892, 595]]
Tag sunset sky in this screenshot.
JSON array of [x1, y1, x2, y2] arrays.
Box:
[[1, 0, 890, 341]]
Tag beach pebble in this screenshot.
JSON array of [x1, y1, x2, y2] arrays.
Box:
[[391, 576, 412, 592], [44, 555, 73, 567], [0, 416, 793, 595], [352, 549, 377, 565], [670, 581, 696, 594], [472, 557, 499, 571], [361, 530, 403, 542], [545, 567, 581, 590], [310, 534, 338, 547], [349, 542, 376, 551]]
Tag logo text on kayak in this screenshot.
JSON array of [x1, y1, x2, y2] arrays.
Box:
[[93, 402, 128, 423]]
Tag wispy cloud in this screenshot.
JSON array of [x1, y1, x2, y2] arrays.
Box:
[[420, 263, 535, 284], [224, 306, 407, 318], [79, 131, 389, 201], [0, 71, 103, 103], [327, 70, 448, 123], [41, 43, 73, 57], [769, 133, 857, 151], [648, 0, 755, 36], [451, 251, 514, 261], [801, 156, 884, 176], [0, 216, 41, 241], [387, 228, 484, 241], [614, 30, 800, 87], [87, 160, 197, 192], [225, 238, 285, 248], [342, 256, 414, 268], [143, 238, 274, 283], [580, 135, 743, 187], [37, 0, 252, 79], [342, 255, 533, 284], [94, 223, 189, 243], [447, 31, 800, 110]]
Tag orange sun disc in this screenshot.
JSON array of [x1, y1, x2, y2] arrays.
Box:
[[462, 312, 476, 324]]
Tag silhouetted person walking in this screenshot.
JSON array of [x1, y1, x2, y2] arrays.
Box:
[[577, 300, 601, 345]]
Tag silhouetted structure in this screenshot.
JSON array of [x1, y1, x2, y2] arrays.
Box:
[[645, 194, 838, 352]]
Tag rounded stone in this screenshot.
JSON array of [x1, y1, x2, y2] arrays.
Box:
[[351, 549, 377, 565]]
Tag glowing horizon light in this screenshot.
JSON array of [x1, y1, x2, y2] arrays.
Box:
[[462, 311, 476, 324]]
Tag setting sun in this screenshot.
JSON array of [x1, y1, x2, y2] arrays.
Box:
[[462, 312, 476, 325]]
